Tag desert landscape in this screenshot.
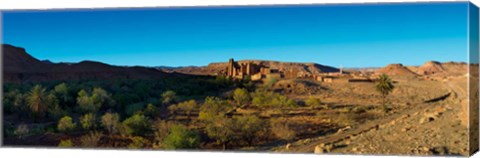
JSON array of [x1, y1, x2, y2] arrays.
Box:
[[2, 44, 477, 156]]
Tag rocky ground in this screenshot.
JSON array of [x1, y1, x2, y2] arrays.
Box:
[[270, 76, 471, 156]]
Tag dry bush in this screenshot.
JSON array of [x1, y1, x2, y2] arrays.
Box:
[[361, 109, 384, 120], [333, 114, 356, 127], [57, 116, 76, 132], [80, 131, 103, 148], [270, 119, 296, 142], [127, 136, 150, 149], [305, 96, 322, 108], [101, 112, 120, 134], [80, 113, 96, 130], [152, 120, 175, 148], [58, 139, 74, 148], [14, 124, 29, 139]]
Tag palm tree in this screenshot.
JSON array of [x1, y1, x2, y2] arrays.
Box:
[[26, 85, 49, 119], [375, 74, 395, 112]]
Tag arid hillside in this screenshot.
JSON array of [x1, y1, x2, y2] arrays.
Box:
[[3, 44, 174, 83]]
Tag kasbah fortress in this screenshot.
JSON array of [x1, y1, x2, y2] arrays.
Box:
[[221, 58, 374, 83]]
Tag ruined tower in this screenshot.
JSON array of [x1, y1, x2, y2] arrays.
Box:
[[227, 58, 235, 77]]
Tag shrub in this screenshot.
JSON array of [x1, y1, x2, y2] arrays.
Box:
[[252, 90, 297, 108], [80, 113, 96, 130], [233, 88, 250, 106], [334, 113, 356, 127], [161, 90, 177, 105], [175, 100, 198, 119], [101, 112, 120, 134], [144, 103, 159, 118], [265, 76, 279, 87], [270, 119, 296, 143], [128, 136, 150, 149], [14, 124, 29, 139], [305, 96, 322, 108], [153, 120, 174, 148], [163, 124, 200, 149], [79, 131, 102, 148], [57, 116, 76, 132], [4, 90, 29, 117], [3, 90, 19, 114], [47, 103, 64, 121], [58, 139, 74, 148], [198, 97, 232, 122], [122, 114, 150, 136]]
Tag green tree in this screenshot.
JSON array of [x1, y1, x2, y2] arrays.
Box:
[[101, 112, 120, 134], [235, 115, 265, 146], [57, 116, 76, 132], [91, 87, 114, 107], [163, 124, 200, 149], [46, 93, 62, 120], [14, 93, 29, 118], [54, 83, 70, 105], [77, 88, 113, 113], [161, 90, 178, 106], [26, 85, 49, 119], [233, 88, 250, 106], [175, 100, 198, 119], [4, 90, 26, 115], [205, 118, 236, 150], [47, 103, 64, 121], [198, 97, 232, 122], [76, 89, 95, 113], [122, 113, 150, 136], [375, 74, 395, 111], [80, 113, 96, 130]]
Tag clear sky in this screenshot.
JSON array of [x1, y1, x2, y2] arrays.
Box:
[[1, 2, 469, 67]]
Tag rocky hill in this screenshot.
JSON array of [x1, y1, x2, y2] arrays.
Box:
[[3, 44, 171, 83], [376, 61, 468, 77], [416, 61, 445, 75], [376, 63, 418, 77]]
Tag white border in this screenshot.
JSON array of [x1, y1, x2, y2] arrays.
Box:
[[0, 0, 479, 158]]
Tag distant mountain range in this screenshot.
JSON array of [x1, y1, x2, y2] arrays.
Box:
[[3, 44, 173, 83], [2, 44, 470, 83]]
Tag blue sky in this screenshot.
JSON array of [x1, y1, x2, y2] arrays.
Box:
[[2, 2, 469, 67]]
